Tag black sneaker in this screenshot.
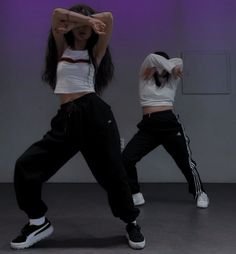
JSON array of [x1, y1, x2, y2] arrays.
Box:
[[126, 223, 145, 249], [10, 218, 54, 249]]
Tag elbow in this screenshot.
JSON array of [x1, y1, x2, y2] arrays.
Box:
[[104, 12, 113, 23], [53, 8, 61, 15], [104, 12, 113, 18], [53, 8, 66, 18], [149, 54, 160, 64], [53, 8, 60, 19]]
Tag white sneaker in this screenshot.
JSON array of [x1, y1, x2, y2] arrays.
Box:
[[196, 192, 209, 208], [132, 193, 145, 206]]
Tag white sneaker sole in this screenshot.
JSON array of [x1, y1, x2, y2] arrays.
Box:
[[126, 234, 145, 249], [197, 202, 209, 208], [10, 225, 54, 249]]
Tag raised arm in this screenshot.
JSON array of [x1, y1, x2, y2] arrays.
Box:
[[51, 8, 106, 58], [90, 12, 113, 66], [144, 54, 176, 72], [141, 54, 183, 79], [170, 58, 183, 79]]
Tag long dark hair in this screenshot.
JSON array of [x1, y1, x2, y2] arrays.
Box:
[[42, 4, 114, 95], [153, 51, 170, 87]]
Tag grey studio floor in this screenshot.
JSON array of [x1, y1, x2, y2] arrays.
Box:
[[0, 183, 236, 254]]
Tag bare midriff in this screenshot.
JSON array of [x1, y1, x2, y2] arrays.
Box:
[[142, 105, 174, 115], [59, 92, 93, 104]]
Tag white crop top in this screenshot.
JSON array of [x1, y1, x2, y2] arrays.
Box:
[[139, 54, 183, 107], [54, 48, 95, 94]]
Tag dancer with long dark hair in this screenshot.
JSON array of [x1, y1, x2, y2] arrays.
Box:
[[11, 4, 145, 250]]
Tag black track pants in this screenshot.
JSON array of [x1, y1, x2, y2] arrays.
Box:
[[122, 110, 205, 198], [14, 93, 139, 223]]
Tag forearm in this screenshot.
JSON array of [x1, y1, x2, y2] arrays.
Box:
[[91, 12, 113, 23], [147, 54, 176, 73], [53, 8, 93, 26]]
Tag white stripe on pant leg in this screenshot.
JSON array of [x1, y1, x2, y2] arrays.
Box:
[[175, 114, 202, 196], [190, 160, 201, 195], [192, 167, 201, 196]]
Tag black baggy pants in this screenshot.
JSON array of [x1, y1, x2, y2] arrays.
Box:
[[122, 110, 205, 198], [14, 93, 139, 223]]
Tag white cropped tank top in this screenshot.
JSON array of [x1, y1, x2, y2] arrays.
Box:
[[54, 48, 95, 94]]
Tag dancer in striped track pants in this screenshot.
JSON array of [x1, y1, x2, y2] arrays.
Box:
[[122, 51, 209, 208]]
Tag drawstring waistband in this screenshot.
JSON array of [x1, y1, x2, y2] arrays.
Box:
[[64, 101, 82, 136]]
